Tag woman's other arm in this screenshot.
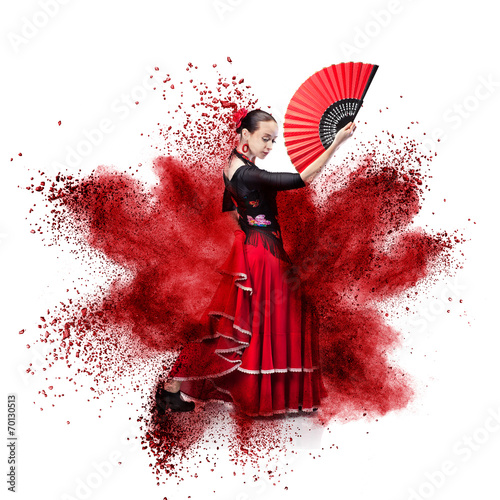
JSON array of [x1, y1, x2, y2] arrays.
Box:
[[240, 165, 306, 191], [229, 210, 239, 223], [299, 122, 356, 184]]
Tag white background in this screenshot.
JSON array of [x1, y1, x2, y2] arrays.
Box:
[[2, 1, 500, 499]]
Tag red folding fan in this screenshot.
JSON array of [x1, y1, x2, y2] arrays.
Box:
[[283, 62, 378, 172]]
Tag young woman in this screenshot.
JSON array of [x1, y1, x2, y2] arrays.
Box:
[[155, 109, 356, 416]]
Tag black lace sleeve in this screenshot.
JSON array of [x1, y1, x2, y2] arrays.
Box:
[[222, 186, 236, 212], [239, 165, 306, 191]]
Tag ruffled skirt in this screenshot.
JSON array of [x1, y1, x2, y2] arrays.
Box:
[[168, 229, 326, 416]]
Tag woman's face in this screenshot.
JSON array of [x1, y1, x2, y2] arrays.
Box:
[[242, 120, 278, 161]]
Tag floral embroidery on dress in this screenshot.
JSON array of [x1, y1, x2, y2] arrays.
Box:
[[249, 200, 260, 207], [247, 214, 272, 227]]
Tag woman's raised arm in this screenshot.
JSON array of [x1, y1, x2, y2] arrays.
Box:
[[299, 122, 356, 184], [239, 165, 306, 192]]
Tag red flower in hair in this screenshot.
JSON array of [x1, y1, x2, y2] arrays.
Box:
[[233, 108, 248, 129]]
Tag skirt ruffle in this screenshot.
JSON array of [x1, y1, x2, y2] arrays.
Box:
[[168, 229, 327, 416]]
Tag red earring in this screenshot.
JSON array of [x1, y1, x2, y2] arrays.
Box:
[[242, 144, 249, 153]]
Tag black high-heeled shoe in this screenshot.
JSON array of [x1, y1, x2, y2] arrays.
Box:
[[155, 387, 195, 413], [298, 405, 318, 413]]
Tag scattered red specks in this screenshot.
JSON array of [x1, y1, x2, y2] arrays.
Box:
[[58, 120, 61, 126], [227, 56, 232, 63], [19, 329, 25, 335], [18, 152, 22, 156]]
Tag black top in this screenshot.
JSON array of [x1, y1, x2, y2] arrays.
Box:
[[222, 149, 306, 263]]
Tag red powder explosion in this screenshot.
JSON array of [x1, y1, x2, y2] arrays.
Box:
[[21, 60, 465, 484]]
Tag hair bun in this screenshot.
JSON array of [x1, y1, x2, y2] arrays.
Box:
[[233, 108, 248, 129]]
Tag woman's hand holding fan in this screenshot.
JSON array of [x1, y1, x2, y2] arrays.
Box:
[[299, 120, 357, 184], [333, 121, 357, 146]]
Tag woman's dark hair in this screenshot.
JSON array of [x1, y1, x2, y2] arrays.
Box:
[[236, 109, 277, 134]]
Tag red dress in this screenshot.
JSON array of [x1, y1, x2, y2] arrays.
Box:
[[168, 149, 327, 416]]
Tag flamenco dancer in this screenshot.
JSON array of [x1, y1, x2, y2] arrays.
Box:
[[155, 108, 356, 416]]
